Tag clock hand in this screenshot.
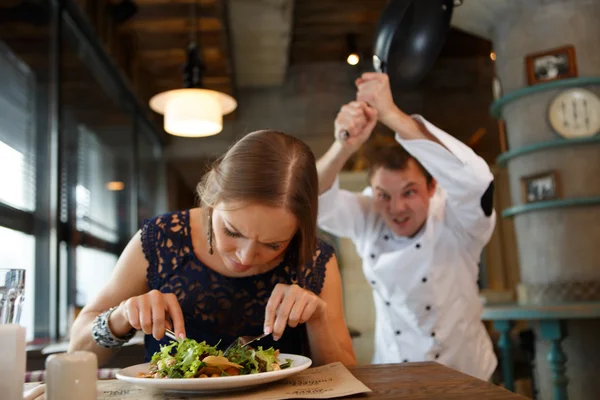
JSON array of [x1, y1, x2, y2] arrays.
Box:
[[583, 99, 589, 130]]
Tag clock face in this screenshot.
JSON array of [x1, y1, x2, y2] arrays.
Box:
[[548, 88, 600, 139]]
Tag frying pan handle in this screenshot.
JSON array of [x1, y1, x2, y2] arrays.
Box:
[[338, 51, 388, 142], [373, 55, 386, 74], [337, 59, 385, 142]]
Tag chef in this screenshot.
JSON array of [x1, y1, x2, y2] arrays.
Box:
[[316, 72, 498, 381]]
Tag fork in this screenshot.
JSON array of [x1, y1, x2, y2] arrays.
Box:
[[165, 328, 179, 341], [238, 332, 270, 348], [223, 333, 270, 356]]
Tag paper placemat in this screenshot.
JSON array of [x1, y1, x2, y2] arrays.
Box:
[[24, 362, 371, 400]]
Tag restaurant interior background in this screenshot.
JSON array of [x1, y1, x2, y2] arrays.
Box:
[[1, 0, 599, 399]]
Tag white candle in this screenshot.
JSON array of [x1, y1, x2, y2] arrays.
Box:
[[0, 324, 26, 400], [46, 351, 98, 400]]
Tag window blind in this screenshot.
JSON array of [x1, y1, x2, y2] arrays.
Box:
[[0, 41, 36, 212], [75, 125, 119, 243]]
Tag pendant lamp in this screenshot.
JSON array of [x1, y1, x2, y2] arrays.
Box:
[[149, 1, 236, 137]]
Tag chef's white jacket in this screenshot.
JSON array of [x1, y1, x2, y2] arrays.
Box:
[[318, 116, 498, 381]]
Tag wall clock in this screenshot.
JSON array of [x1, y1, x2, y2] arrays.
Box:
[[548, 88, 600, 139]]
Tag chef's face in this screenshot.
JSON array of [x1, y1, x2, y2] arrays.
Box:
[[370, 161, 436, 238]]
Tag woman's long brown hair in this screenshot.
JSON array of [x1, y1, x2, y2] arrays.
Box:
[[197, 130, 318, 269]]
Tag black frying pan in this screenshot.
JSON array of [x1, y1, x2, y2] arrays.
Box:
[[338, 0, 456, 140], [373, 0, 455, 86], [340, 0, 454, 140]]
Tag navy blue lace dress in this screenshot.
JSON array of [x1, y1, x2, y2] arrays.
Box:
[[140, 210, 334, 362]]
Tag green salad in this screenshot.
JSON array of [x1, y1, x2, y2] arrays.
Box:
[[137, 337, 293, 379]]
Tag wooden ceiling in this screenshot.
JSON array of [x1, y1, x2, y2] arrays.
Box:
[[121, 0, 491, 95], [0, 0, 236, 140], [116, 0, 234, 97], [0, 0, 491, 142], [290, 0, 389, 65]]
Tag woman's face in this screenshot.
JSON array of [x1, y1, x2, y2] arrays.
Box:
[[211, 202, 299, 276]]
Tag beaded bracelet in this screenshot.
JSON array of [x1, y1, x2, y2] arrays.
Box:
[[91, 306, 136, 348]]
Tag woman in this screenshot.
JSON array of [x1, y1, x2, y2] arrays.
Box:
[[68, 130, 356, 368]]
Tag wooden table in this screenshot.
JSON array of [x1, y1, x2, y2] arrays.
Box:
[[347, 362, 526, 399], [24, 362, 525, 399]]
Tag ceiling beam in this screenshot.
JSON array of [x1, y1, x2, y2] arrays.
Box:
[[132, 2, 219, 19], [117, 16, 222, 33], [134, 0, 217, 5], [228, 0, 294, 87], [139, 47, 224, 64], [128, 31, 224, 50]]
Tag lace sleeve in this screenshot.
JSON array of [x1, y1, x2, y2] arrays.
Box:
[[141, 216, 161, 289], [300, 238, 335, 295], [142, 211, 193, 291]]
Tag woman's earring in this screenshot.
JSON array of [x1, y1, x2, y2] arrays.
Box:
[[207, 213, 214, 255]]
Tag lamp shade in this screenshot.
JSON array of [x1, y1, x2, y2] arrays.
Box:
[[149, 88, 237, 138]]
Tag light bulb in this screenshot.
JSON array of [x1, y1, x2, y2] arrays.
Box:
[[347, 53, 360, 66], [106, 181, 125, 191], [163, 90, 222, 137]]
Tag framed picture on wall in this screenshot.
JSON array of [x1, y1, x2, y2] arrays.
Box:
[[521, 171, 561, 203], [525, 45, 577, 85]]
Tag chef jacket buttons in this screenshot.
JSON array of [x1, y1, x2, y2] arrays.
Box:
[[371, 280, 376, 285], [422, 277, 427, 283], [384, 235, 389, 240], [395, 330, 401, 335], [385, 301, 391, 306], [370, 254, 376, 259], [426, 305, 431, 311], [403, 359, 408, 363], [435, 354, 440, 359], [416, 243, 421, 249], [431, 331, 436, 337]]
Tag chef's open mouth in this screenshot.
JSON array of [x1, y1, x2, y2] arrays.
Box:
[[393, 216, 409, 224]]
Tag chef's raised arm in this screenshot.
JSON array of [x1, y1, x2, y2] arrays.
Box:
[[316, 101, 379, 243], [395, 116, 496, 244]]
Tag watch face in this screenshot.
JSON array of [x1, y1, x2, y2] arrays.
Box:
[[548, 88, 600, 139]]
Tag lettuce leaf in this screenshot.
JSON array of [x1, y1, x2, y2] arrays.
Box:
[[152, 338, 220, 378], [253, 347, 278, 372], [149, 337, 292, 378]]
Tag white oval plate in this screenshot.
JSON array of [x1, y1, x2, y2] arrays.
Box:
[[116, 353, 312, 393]]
